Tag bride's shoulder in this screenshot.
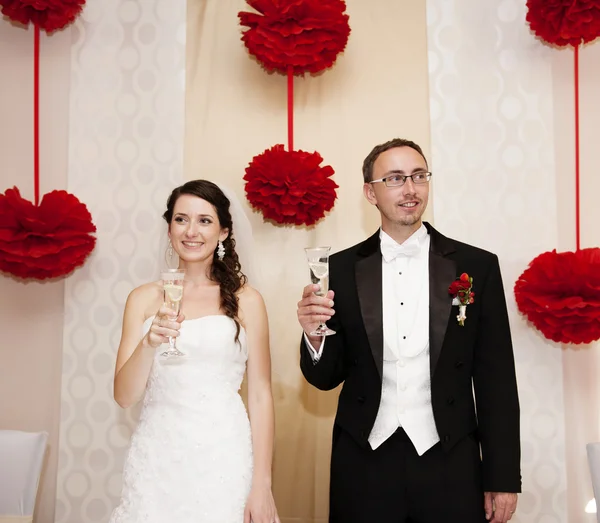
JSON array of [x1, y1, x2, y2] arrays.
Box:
[[126, 280, 163, 308], [237, 285, 267, 328], [237, 284, 265, 308], [120, 280, 163, 324]]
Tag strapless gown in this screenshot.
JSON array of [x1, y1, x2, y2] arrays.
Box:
[[109, 315, 253, 523]]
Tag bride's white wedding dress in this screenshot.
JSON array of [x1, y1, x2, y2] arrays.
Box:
[[109, 315, 253, 523]]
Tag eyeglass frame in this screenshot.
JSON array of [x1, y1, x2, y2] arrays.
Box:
[[368, 171, 432, 187]]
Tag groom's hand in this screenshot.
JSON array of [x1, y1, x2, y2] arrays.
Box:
[[485, 491, 517, 522], [297, 284, 335, 346]]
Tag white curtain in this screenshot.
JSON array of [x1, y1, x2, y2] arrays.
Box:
[[426, 1, 568, 522], [55, 1, 187, 521]]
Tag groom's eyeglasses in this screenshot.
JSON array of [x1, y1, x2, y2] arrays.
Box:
[[369, 171, 432, 187]]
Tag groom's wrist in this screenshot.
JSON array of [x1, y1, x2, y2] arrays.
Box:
[[305, 333, 321, 349]]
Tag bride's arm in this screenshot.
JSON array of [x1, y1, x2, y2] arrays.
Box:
[[113, 284, 180, 408], [241, 286, 279, 523]]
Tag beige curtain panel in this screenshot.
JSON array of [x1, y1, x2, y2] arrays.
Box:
[[185, 1, 432, 521]]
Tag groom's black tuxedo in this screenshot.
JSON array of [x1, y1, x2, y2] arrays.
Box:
[[300, 223, 521, 522]]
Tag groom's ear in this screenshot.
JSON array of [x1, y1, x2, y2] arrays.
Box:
[[363, 182, 377, 206]]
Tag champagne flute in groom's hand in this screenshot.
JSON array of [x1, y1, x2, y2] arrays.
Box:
[[303, 247, 336, 337]]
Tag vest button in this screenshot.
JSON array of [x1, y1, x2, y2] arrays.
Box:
[[447, 397, 454, 405], [357, 396, 365, 403], [455, 360, 463, 368], [443, 435, 451, 443]]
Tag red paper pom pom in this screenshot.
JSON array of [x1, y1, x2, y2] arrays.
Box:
[[0, 187, 97, 280], [514, 248, 600, 344], [526, 0, 600, 47], [239, 0, 350, 75], [243, 145, 338, 226], [0, 0, 85, 33]]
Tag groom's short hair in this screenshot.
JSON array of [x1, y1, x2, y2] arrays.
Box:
[[362, 138, 428, 183]]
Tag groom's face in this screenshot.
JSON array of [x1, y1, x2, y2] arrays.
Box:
[[363, 146, 429, 228]]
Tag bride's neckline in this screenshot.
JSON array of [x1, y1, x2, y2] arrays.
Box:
[[143, 314, 245, 331]]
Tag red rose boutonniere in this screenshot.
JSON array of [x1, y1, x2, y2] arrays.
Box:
[[448, 273, 475, 326]]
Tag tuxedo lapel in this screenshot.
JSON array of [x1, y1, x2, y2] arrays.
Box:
[[355, 231, 383, 380], [425, 223, 457, 377]]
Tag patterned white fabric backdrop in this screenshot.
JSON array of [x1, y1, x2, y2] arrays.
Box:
[[55, 0, 186, 521], [426, 1, 568, 522], [53, 0, 576, 521]]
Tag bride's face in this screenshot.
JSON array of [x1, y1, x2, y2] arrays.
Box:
[[168, 194, 229, 263]]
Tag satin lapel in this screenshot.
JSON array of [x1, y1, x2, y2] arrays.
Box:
[[425, 223, 457, 377], [356, 244, 383, 380], [429, 252, 456, 376]]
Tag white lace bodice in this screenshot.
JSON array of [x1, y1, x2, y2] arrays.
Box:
[[142, 314, 248, 409]]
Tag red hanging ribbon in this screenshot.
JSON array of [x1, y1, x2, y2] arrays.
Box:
[[287, 65, 293, 152], [34, 24, 40, 206], [574, 45, 580, 251]]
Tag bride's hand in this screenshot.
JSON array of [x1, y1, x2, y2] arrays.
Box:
[[146, 306, 184, 348], [244, 485, 280, 523]]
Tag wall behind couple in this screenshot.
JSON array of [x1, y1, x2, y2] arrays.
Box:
[[1, 0, 588, 522]]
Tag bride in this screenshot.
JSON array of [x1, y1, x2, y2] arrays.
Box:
[[109, 179, 280, 523]]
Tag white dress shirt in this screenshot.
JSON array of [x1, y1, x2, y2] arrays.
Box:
[[305, 225, 440, 455]]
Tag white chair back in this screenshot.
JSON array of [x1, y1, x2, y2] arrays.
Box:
[[0, 430, 48, 523], [587, 442, 600, 523]]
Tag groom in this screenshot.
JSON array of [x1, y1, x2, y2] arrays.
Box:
[[297, 139, 521, 523]]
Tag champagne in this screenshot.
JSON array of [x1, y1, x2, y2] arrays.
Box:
[[304, 246, 335, 337], [160, 269, 186, 358], [164, 283, 183, 314], [309, 261, 329, 297]]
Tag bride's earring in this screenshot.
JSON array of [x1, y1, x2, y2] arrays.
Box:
[[165, 240, 177, 268], [217, 240, 225, 261]]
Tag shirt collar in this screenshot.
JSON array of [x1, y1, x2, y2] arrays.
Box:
[[379, 223, 428, 249]]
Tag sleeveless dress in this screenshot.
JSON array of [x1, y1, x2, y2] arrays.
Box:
[[109, 315, 253, 523]]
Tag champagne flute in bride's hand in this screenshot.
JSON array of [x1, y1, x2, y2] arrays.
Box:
[[160, 268, 185, 358], [304, 247, 336, 336]]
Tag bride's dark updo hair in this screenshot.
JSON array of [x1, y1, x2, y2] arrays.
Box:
[[163, 180, 247, 341]]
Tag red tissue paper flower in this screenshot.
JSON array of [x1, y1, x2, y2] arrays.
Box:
[[0, 187, 97, 280], [243, 145, 338, 226], [0, 0, 85, 33], [526, 0, 600, 47], [239, 0, 350, 75], [514, 248, 600, 344]]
